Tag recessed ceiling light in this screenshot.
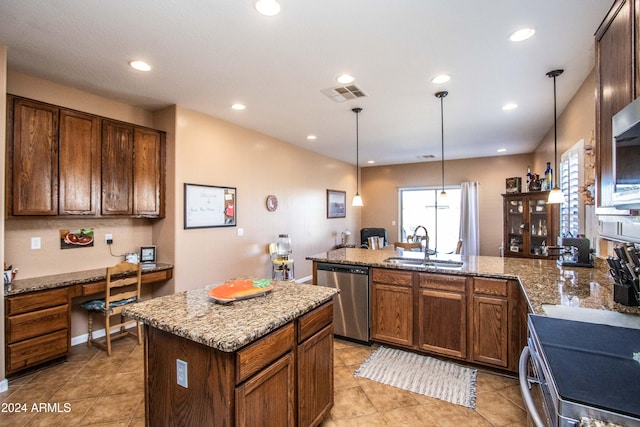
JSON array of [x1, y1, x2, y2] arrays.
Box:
[[306, 135, 317, 140], [231, 103, 246, 110], [129, 60, 151, 71], [431, 74, 451, 84], [497, 148, 507, 153], [509, 28, 535, 42], [255, 0, 281, 16], [336, 74, 355, 84], [367, 160, 375, 164], [502, 103, 518, 111]]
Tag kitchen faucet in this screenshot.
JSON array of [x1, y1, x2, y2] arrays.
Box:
[[412, 225, 430, 259]]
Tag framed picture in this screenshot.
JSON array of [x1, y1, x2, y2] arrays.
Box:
[[140, 245, 157, 266], [505, 177, 522, 193], [184, 183, 236, 229], [327, 189, 346, 218]]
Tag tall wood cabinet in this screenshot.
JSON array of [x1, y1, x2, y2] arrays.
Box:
[[6, 95, 165, 218], [502, 191, 559, 259], [595, 0, 638, 208]]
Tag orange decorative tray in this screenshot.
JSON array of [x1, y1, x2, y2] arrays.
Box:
[[208, 279, 273, 303]]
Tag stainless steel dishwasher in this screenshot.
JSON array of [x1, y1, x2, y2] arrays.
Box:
[[316, 263, 369, 343]]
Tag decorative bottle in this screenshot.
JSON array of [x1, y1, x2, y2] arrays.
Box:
[[525, 166, 532, 192], [544, 162, 552, 190]]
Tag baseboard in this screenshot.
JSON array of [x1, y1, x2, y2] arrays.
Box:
[[295, 275, 312, 284], [0, 378, 8, 393], [71, 323, 138, 347]]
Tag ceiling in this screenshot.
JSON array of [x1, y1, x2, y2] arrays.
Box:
[[0, 1, 613, 166]]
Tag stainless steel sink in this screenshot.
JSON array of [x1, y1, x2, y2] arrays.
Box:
[[383, 257, 463, 269]]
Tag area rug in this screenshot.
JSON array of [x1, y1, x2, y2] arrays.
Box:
[[354, 346, 477, 409]]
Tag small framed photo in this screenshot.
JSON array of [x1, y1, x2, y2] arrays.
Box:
[[505, 177, 522, 193], [140, 245, 157, 267], [327, 189, 346, 218]]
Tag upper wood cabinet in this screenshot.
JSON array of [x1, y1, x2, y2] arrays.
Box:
[[6, 95, 165, 219], [101, 120, 164, 217], [8, 97, 59, 215], [59, 109, 101, 215], [596, 0, 637, 208]]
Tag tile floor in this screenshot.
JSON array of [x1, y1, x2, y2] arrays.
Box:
[[0, 337, 527, 426]]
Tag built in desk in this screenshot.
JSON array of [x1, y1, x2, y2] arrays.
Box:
[[4, 264, 173, 375]]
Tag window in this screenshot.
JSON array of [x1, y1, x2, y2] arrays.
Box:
[[559, 140, 584, 238], [399, 187, 461, 253]]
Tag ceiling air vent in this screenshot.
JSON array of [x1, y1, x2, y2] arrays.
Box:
[[418, 154, 436, 160], [321, 84, 368, 103]]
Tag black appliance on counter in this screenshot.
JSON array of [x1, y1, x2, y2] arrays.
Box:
[[520, 315, 640, 427], [557, 237, 594, 268]]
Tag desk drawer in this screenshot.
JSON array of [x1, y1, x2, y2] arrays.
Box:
[[6, 287, 69, 315], [7, 329, 69, 373], [8, 304, 69, 343], [236, 322, 294, 384]]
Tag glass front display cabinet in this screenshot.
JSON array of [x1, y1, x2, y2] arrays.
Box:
[[503, 191, 559, 259]]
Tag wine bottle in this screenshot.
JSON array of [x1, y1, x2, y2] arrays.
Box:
[[526, 166, 532, 192], [544, 162, 552, 190]]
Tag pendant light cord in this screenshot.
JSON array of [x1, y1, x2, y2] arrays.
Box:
[[440, 96, 445, 192], [546, 69, 563, 188], [352, 107, 363, 197]]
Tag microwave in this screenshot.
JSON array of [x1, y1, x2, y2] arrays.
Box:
[[612, 96, 640, 209]]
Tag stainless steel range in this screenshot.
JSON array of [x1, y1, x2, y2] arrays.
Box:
[[520, 315, 640, 426]]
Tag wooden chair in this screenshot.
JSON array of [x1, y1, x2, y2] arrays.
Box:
[[394, 242, 423, 251], [81, 261, 142, 355], [455, 240, 463, 255]]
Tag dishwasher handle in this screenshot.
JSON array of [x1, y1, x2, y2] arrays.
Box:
[[316, 264, 368, 275]]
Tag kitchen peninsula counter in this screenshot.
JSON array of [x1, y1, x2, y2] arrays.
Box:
[[123, 281, 338, 426], [307, 248, 640, 316]]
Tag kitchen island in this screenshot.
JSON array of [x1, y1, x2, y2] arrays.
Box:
[[123, 280, 338, 427], [307, 248, 640, 373]]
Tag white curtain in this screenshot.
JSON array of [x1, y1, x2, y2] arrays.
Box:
[[459, 181, 480, 255]]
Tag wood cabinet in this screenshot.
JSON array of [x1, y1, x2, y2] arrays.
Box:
[[6, 95, 165, 218], [471, 278, 509, 368], [8, 97, 59, 215], [596, 0, 637, 208], [297, 303, 334, 427], [370, 269, 414, 347], [145, 301, 334, 426], [369, 267, 527, 373], [417, 273, 467, 359], [101, 121, 164, 217], [5, 287, 70, 375], [503, 191, 559, 259]]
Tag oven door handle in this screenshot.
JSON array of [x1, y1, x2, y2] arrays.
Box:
[[519, 346, 546, 427]]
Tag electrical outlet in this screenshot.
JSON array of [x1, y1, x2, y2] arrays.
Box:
[[176, 359, 188, 388], [105, 233, 113, 245]]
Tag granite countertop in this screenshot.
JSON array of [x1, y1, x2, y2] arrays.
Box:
[[122, 280, 338, 353], [4, 263, 174, 296], [307, 247, 640, 316]]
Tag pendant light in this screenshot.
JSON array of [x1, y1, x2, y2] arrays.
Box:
[[546, 69, 565, 204], [435, 91, 448, 199], [352, 107, 364, 207]]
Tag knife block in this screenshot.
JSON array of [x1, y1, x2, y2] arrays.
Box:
[[614, 282, 639, 306]]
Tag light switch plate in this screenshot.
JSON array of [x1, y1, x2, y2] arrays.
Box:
[[31, 237, 41, 250], [176, 359, 188, 388]]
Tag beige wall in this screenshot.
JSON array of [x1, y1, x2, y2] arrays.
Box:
[[532, 68, 600, 251], [3, 72, 361, 339], [361, 153, 532, 256], [164, 105, 360, 292]]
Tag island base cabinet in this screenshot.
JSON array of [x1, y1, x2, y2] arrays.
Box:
[[144, 301, 334, 426], [236, 353, 295, 427], [471, 295, 508, 368], [297, 324, 334, 427], [418, 289, 467, 359], [370, 269, 414, 347], [145, 327, 236, 427]]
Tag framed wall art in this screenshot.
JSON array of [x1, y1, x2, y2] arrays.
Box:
[[184, 183, 236, 229], [327, 189, 346, 218]]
